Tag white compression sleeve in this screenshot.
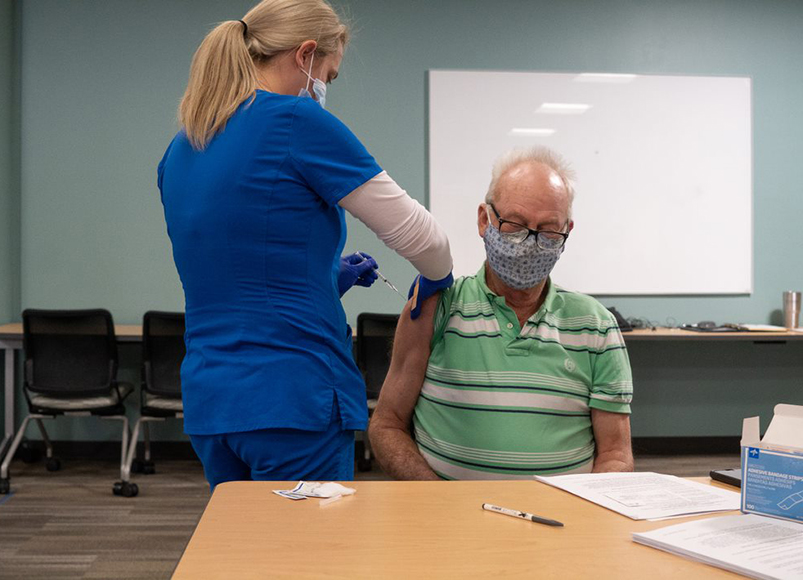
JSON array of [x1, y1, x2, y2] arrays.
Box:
[[338, 171, 452, 280]]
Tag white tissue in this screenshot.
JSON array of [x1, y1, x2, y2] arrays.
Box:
[[290, 481, 356, 498]]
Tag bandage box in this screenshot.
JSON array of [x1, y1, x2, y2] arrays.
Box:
[[740, 404, 803, 524]]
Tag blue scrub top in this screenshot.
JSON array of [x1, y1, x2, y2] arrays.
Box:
[[158, 92, 382, 435]]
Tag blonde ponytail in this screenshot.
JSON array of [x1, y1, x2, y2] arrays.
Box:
[[179, 21, 256, 150], [179, 0, 349, 151]]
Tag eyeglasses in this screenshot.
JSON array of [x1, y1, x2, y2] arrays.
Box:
[[487, 203, 569, 249]]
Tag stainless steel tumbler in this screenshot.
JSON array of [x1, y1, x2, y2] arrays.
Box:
[[783, 291, 801, 329]]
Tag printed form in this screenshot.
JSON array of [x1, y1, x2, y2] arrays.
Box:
[[535, 472, 740, 520], [633, 513, 803, 580]]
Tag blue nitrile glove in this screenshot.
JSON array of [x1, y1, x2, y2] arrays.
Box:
[[338, 252, 379, 297], [407, 271, 454, 319]]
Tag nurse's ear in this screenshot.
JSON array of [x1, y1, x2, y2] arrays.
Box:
[[295, 40, 318, 70]]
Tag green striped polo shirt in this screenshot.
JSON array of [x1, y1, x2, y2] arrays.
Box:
[[412, 264, 633, 480]]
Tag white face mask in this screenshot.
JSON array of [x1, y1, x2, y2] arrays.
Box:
[[483, 206, 564, 290], [299, 52, 327, 109]]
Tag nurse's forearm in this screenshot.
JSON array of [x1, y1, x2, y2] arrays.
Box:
[[339, 171, 452, 280]]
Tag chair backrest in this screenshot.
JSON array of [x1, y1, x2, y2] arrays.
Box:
[[22, 308, 117, 397], [356, 313, 400, 400], [142, 311, 186, 398]]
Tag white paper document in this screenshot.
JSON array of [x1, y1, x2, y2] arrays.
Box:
[[633, 514, 803, 579], [535, 472, 740, 520], [739, 324, 788, 332]]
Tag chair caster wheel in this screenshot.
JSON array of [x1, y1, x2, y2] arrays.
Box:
[[0, 478, 10, 494], [131, 459, 144, 473], [142, 461, 156, 475], [46, 458, 61, 472], [113, 481, 138, 497], [357, 458, 372, 472]]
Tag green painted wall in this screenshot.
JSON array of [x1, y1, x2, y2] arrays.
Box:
[[0, 0, 19, 323], [9, 0, 803, 443], [0, 0, 21, 435]]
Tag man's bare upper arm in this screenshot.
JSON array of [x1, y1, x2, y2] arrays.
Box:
[[591, 408, 632, 451], [372, 295, 439, 431], [591, 408, 633, 471]]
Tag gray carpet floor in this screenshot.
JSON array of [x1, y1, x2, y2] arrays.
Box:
[[0, 453, 740, 579]]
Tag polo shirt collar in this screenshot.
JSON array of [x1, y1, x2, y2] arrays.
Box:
[[476, 262, 562, 320]]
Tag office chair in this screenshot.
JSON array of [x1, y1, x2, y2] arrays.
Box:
[[0, 309, 132, 495], [354, 313, 399, 471], [114, 311, 185, 498]]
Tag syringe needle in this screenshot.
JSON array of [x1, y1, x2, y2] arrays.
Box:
[[382, 276, 408, 301], [376, 270, 399, 293], [358, 252, 407, 301]]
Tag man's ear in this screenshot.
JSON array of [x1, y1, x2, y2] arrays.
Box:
[[477, 204, 489, 238], [567, 219, 575, 234]]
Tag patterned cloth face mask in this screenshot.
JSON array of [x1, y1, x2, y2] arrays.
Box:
[[299, 52, 327, 109], [483, 220, 563, 290]]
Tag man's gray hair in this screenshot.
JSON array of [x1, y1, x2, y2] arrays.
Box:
[[484, 146, 576, 214]]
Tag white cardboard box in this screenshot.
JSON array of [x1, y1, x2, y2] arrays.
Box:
[[740, 403, 803, 524]]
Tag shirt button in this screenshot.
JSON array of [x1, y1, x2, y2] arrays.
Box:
[[506, 323, 513, 329]]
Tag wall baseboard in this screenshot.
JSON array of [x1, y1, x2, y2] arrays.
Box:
[[10, 436, 742, 462], [13, 440, 199, 461], [632, 436, 740, 455]]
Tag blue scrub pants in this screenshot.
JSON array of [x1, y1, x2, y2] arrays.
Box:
[[190, 421, 355, 491]]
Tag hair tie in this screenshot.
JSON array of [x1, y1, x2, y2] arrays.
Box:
[[238, 19, 248, 39]]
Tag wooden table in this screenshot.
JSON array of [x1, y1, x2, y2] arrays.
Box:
[[173, 479, 742, 579], [623, 327, 803, 341], [0, 323, 143, 461]]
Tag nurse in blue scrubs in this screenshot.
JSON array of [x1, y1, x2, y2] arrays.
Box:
[[157, 0, 453, 489]]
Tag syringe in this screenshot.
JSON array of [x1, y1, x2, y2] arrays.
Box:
[[358, 253, 407, 302]]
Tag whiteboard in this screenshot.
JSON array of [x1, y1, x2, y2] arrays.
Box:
[[428, 70, 752, 295]]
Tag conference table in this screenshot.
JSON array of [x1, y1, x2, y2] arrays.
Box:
[[173, 478, 742, 579], [2, 322, 803, 462], [622, 327, 803, 341]]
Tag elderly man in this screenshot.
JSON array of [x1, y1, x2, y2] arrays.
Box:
[[368, 147, 634, 480]]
